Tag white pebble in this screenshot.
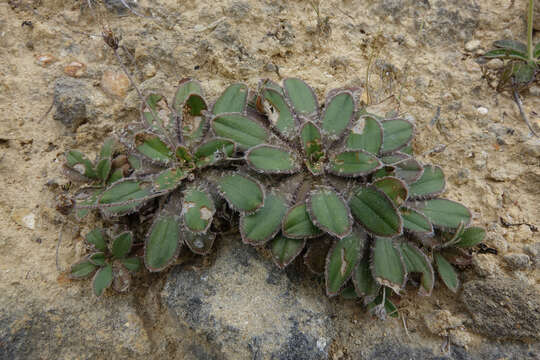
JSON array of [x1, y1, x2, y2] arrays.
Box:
[[477, 106, 489, 115], [465, 40, 481, 52]]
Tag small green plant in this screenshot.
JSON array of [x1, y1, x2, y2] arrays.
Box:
[[64, 78, 485, 319], [479, 0, 539, 136], [69, 229, 141, 296]]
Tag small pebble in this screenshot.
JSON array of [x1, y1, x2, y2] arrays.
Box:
[[35, 54, 56, 67], [503, 253, 531, 270], [403, 95, 416, 105], [487, 58, 504, 70], [63, 61, 86, 78], [465, 39, 481, 52], [143, 63, 156, 79], [529, 85, 540, 97], [11, 208, 36, 230], [477, 106, 488, 115], [101, 70, 130, 97]]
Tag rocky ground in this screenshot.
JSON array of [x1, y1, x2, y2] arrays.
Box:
[[1, 0, 539, 359]]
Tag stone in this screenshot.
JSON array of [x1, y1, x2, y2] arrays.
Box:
[[464, 39, 481, 52], [101, 70, 130, 98], [524, 243, 540, 269], [487, 163, 522, 182], [11, 208, 36, 230], [461, 278, 540, 340], [403, 95, 416, 105], [162, 236, 333, 360], [486, 58, 504, 70], [529, 85, 540, 97], [522, 138, 540, 158], [52, 77, 90, 130], [423, 310, 464, 336], [476, 106, 488, 115], [472, 254, 500, 277], [63, 61, 86, 78], [488, 233, 508, 253], [503, 253, 531, 270]]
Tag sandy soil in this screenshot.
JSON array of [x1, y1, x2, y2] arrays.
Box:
[[0, 0, 539, 359]]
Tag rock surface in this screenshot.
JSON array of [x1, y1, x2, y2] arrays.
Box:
[[461, 278, 540, 341], [52, 77, 90, 131], [162, 236, 333, 360]]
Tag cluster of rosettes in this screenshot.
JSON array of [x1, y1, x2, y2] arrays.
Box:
[[65, 78, 484, 316]]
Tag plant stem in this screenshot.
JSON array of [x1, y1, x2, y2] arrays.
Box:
[[527, 0, 534, 61], [512, 88, 539, 137]]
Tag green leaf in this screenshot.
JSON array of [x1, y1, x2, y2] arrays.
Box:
[[270, 234, 306, 269], [111, 232, 133, 259], [128, 155, 142, 170], [372, 177, 408, 207], [108, 168, 123, 184], [93, 264, 113, 297], [300, 121, 324, 175], [86, 229, 107, 252], [340, 285, 358, 299], [380, 119, 414, 153], [175, 145, 194, 166], [120, 257, 141, 272], [455, 227, 486, 248], [259, 88, 296, 138], [89, 252, 106, 266], [183, 230, 215, 255], [211, 114, 268, 150], [512, 62, 536, 84], [95, 158, 112, 182], [194, 138, 235, 167], [246, 145, 300, 174], [321, 91, 355, 139], [434, 252, 459, 293], [240, 193, 288, 245], [99, 180, 153, 215], [153, 168, 187, 192], [218, 174, 264, 213], [182, 189, 215, 233], [282, 203, 323, 239], [394, 159, 423, 184], [409, 165, 446, 199], [69, 259, 97, 279], [212, 83, 248, 115], [400, 207, 433, 234], [135, 133, 174, 163], [307, 187, 352, 238], [328, 150, 382, 177], [414, 199, 471, 229], [493, 39, 527, 53], [144, 215, 181, 272], [172, 79, 205, 112], [349, 186, 402, 237], [66, 150, 96, 178], [304, 237, 332, 275], [180, 94, 208, 143], [99, 137, 115, 161], [371, 237, 406, 294], [284, 78, 318, 116], [481, 48, 529, 61], [325, 230, 365, 296], [352, 257, 380, 301], [346, 115, 383, 154], [534, 41, 540, 59], [399, 242, 434, 296]]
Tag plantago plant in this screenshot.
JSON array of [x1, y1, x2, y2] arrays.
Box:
[[65, 78, 484, 319]]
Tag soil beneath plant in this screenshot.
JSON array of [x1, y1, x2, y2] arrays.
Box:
[[0, 0, 539, 359]]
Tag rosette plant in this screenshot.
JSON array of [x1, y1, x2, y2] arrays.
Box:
[[65, 78, 485, 313]]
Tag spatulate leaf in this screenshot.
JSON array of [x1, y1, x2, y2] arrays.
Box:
[[455, 226, 486, 248], [194, 138, 235, 167], [328, 150, 382, 177], [211, 114, 268, 150], [259, 88, 296, 138], [409, 165, 445, 199], [372, 176, 408, 207], [240, 193, 288, 245], [307, 187, 352, 238], [321, 91, 355, 139], [346, 115, 383, 154], [413, 199, 471, 229], [218, 174, 264, 213], [371, 237, 406, 294], [325, 230, 365, 296], [212, 83, 248, 115], [400, 207, 433, 234], [270, 234, 306, 269], [144, 215, 181, 272], [93, 264, 113, 297], [69, 259, 98, 279], [246, 145, 300, 174], [284, 78, 318, 116], [111, 232, 133, 259], [349, 186, 402, 237], [182, 189, 215, 233], [399, 242, 434, 296], [380, 119, 414, 153], [282, 203, 323, 239], [352, 256, 380, 301], [434, 252, 459, 293]]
